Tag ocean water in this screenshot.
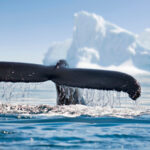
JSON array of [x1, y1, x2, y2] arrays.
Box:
[[0, 74, 150, 150]]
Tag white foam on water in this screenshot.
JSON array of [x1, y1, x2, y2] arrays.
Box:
[[0, 103, 149, 118]]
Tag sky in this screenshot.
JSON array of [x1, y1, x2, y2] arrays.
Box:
[[0, 0, 150, 64]]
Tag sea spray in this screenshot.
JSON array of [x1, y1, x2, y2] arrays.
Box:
[[0, 82, 39, 101], [0, 82, 137, 108], [82, 89, 129, 108], [0, 82, 147, 118]]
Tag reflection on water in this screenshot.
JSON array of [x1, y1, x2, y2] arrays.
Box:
[[0, 74, 150, 149]]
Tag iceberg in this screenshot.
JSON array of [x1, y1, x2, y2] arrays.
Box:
[[137, 28, 150, 50], [43, 39, 72, 66], [43, 11, 150, 73]]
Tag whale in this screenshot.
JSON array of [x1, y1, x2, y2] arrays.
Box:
[[0, 60, 141, 105]]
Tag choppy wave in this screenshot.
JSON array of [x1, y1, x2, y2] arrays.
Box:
[[1, 114, 150, 150]]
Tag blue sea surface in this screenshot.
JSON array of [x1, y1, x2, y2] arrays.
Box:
[[0, 75, 150, 150]]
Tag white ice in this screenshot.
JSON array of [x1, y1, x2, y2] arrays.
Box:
[[43, 11, 150, 73]]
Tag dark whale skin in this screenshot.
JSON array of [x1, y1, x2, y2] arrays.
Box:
[[0, 60, 141, 103]]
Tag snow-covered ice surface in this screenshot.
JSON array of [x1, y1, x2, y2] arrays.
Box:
[[43, 39, 72, 66], [43, 11, 150, 73], [137, 28, 150, 50]]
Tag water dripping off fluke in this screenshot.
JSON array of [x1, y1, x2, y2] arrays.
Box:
[[0, 82, 41, 102], [82, 88, 133, 108]]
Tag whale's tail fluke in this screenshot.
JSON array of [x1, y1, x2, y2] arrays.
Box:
[[0, 62, 54, 83], [0, 60, 141, 100], [51, 67, 141, 100]]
